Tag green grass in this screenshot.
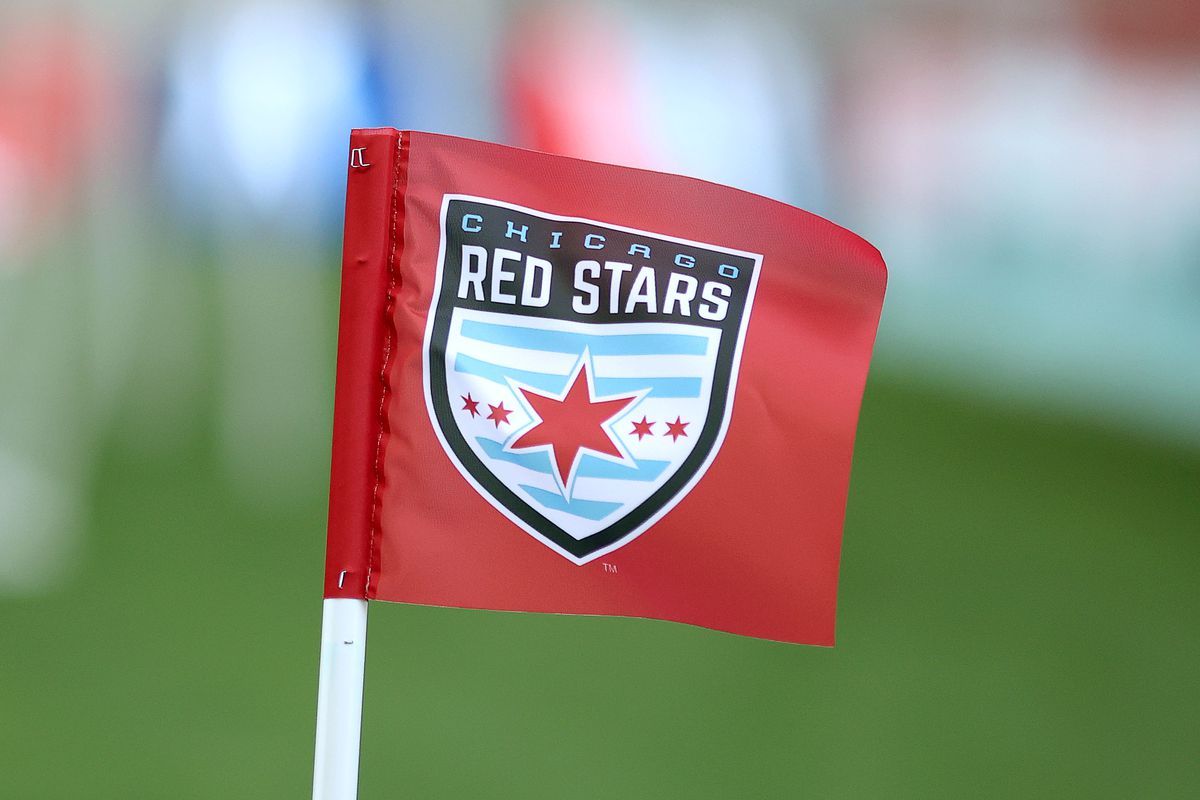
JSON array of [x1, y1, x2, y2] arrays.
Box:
[[1, 317, 1197, 797]]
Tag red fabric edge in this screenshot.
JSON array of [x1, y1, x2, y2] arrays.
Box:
[[323, 127, 402, 599], [366, 131, 409, 600]]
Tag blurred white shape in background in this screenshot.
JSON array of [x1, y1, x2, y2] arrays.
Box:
[[628, 8, 817, 205], [161, 1, 378, 232], [0, 15, 127, 595], [0, 452, 80, 595], [504, 2, 826, 209], [159, 1, 385, 504], [214, 6, 359, 211], [841, 22, 1200, 441]]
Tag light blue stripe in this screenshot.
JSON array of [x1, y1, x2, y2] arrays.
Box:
[[476, 437, 669, 482], [454, 354, 566, 394], [520, 485, 622, 521], [461, 319, 709, 356], [454, 354, 701, 399], [596, 377, 700, 398]]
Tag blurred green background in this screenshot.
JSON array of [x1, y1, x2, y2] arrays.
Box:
[[2, 1, 1198, 797], [3, 309, 1197, 797]]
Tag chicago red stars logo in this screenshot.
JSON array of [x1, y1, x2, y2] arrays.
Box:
[[424, 196, 761, 563]]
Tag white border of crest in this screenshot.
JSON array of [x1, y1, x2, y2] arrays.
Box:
[[421, 194, 763, 565]]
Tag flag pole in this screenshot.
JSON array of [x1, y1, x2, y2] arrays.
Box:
[[312, 597, 369, 800]]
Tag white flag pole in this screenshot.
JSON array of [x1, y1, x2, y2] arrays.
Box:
[[312, 597, 369, 800]]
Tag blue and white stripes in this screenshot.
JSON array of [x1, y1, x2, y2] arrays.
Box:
[[445, 309, 719, 540]]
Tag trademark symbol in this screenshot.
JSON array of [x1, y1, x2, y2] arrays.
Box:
[[602, 562, 618, 574]]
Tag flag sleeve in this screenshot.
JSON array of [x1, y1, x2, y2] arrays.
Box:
[[323, 127, 406, 599]]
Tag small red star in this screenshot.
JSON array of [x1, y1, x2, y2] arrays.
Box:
[[630, 416, 655, 440], [665, 416, 689, 441], [487, 402, 513, 428], [461, 393, 480, 417]]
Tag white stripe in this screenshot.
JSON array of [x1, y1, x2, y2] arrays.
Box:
[[491, 462, 558, 493], [570, 474, 669, 498], [592, 353, 712, 378]]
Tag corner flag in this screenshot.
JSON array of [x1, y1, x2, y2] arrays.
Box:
[[313, 128, 885, 798]]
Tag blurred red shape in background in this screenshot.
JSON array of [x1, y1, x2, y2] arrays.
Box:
[[0, 17, 122, 259]]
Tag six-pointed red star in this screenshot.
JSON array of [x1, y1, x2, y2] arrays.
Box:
[[510, 362, 636, 486], [665, 416, 689, 441], [630, 416, 655, 440], [486, 402, 513, 427], [461, 393, 480, 417]]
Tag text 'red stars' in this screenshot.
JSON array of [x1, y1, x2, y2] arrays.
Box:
[[511, 363, 635, 485]]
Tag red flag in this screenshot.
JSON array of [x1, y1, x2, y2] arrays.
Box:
[[324, 129, 885, 645]]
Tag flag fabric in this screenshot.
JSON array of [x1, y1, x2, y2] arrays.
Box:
[[324, 129, 885, 645]]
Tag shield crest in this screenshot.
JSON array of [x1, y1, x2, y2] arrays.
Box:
[[424, 196, 761, 563]]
